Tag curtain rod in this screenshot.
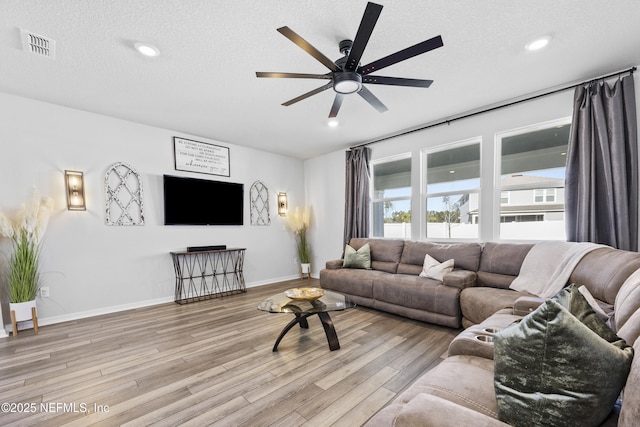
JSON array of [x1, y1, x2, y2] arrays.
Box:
[[349, 66, 637, 150]]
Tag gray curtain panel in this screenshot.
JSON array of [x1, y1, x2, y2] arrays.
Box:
[[566, 74, 638, 251], [344, 146, 371, 249]]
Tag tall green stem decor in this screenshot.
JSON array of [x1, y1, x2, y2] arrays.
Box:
[[285, 206, 311, 264], [0, 188, 53, 304]]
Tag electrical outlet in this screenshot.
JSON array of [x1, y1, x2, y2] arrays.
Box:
[[40, 287, 50, 298]]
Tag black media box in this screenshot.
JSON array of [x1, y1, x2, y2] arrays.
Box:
[[187, 245, 227, 252]]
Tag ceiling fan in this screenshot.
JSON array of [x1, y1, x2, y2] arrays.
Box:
[[256, 2, 444, 118]]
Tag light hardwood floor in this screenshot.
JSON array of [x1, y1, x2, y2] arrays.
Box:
[[0, 279, 459, 426]]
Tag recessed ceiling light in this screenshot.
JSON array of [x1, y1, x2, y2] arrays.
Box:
[[134, 42, 160, 57], [525, 36, 551, 51], [328, 119, 339, 128], [449, 170, 455, 174]]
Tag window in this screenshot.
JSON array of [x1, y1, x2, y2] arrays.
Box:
[[371, 155, 411, 238], [534, 188, 556, 203], [424, 140, 480, 239], [501, 191, 510, 205], [498, 120, 569, 240]]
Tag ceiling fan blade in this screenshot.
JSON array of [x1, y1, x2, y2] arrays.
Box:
[[329, 94, 345, 118], [256, 72, 331, 80], [358, 86, 388, 113], [345, 2, 384, 71], [362, 75, 433, 88], [282, 82, 333, 106], [360, 35, 444, 75], [277, 26, 339, 72]]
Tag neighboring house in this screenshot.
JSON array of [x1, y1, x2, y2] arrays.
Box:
[[459, 175, 565, 225]]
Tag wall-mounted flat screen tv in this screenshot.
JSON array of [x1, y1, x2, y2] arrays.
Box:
[[163, 175, 244, 225]]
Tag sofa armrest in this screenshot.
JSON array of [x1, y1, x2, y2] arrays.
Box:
[[443, 270, 477, 290], [381, 393, 508, 427], [513, 295, 545, 316], [325, 259, 344, 270]]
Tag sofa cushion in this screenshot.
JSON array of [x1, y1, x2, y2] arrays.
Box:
[[617, 309, 640, 351], [343, 243, 372, 269], [614, 268, 640, 333], [570, 247, 640, 305], [476, 271, 517, 290], [419, 254, 454, 280], [460, 287, 524, 326], [494, 288, 634, 427], [373, 274, 461, 317], [477, 242, 533, 289], [399, 240, 482, 272], [393, 354, 499, 418], [619, 339, 640, 427], [375, 393, 509, 427], [319, 268, 388, 299], [350, 238, 404, 274], [479, 242, 533, 277]]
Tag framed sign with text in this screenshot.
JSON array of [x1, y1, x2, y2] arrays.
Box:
[[173, 137, 230, 177]]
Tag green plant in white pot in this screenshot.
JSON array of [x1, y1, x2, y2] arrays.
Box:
[[0, 188, 53, 334]]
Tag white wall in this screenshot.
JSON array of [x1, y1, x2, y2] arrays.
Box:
[[304, 150, 346, 275], [0, 92, 305, 334]]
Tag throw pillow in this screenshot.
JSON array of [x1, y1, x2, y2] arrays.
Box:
[[419, 254, 454, 281], [343, 243, 371, 269], [576, 284, 611, 322], [494, 286, 634, 427]]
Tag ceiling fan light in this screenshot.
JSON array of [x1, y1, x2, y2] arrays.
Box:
[[333, 72, 362, 94]]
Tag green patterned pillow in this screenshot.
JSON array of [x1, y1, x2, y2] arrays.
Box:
[[343, 243, 371, 269], [494, 285, 634, 427]]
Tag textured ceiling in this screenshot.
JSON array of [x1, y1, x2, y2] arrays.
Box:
[[1, 1, 639, 159]]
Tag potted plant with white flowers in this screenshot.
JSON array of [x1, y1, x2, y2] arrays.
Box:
[[285, 206, 312, 277], [0, 188, 53, 334]]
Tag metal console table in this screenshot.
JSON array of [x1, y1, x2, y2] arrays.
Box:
[[170, 248, 246, 304]]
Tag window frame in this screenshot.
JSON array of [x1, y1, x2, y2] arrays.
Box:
[[494, 117, 571, 241], [370, 152, 413, 239], [421, 137, 482, 242]]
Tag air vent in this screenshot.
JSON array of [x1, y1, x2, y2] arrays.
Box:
[[21, 29, 56, 59]]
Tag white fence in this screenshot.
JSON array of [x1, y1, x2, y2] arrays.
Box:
[[382, 221, 566, 240]]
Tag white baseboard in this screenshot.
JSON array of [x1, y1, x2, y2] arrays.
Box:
[[36, 296, 176, 328], [245, 274, 315, 287], [1, 274, 318, 336]]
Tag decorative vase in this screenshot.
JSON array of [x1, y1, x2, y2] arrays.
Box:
[[301, 263, 311, 278], [9, 300, 38, 335]]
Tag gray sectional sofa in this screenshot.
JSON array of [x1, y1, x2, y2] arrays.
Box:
[[318, 238, 640, 427]]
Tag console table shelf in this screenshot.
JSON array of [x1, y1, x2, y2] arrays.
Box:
[[170, 248, 246, 304]]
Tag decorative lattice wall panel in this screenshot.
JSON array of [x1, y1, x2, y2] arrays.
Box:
[[250, 181, 270, 226], [104, 162, 145, 226]]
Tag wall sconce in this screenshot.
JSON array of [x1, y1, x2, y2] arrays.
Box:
[[65, 170, 86, 211], [277, 192, 288, 216]]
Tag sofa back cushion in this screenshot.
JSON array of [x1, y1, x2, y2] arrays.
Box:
[[349, 238, 404, 274], [569, 247, 640, 306], [613, 268, 640, 337], [619, 338, 640, 427], [397, 241, 482, 276], [477, 242, 533, 289]]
